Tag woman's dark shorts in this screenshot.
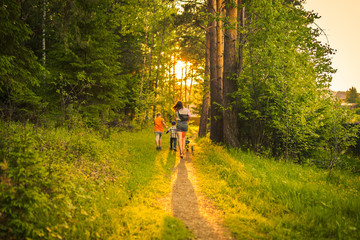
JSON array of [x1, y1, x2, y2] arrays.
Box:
[[176, 120, 188, 132]]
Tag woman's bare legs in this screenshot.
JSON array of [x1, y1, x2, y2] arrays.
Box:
[[182, 132, 186, 152], [177, 132, 188, 158], [177, 132, 184, 156]]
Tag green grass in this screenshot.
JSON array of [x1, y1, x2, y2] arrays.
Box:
[[192, 138, 360, 240], [0, 122, 191, 239], [4, 121, 359, 239]]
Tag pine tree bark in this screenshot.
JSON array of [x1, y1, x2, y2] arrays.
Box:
[[199, 22, 211, 137], [147, 3, 157, 95], [209, 0, 223, 142], [147, 30, 155, 93], [42, 0, 46, 68], [153, 25, 166, 118], [180, 68, 183, 100], [189, 68, 193, 101], [237, 2, 245, 76], [139, 16, 148, 99], [184, 66, 187, 104], [223, 0, 240, 147], [217, 0, 224, 94], [173, 56, 176, 95]]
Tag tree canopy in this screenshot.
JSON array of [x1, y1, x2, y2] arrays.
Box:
[[0, 0, 357, 166]]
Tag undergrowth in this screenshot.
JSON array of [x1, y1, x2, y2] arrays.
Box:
[[4, 120, 358, 239], [0, 121, 191, 239], [193, 138, 360, 240]]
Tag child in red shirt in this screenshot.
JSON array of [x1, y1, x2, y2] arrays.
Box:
[[154, 112, 167, 150]]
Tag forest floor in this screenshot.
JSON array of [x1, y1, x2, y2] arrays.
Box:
[[159, 150, 233, 240]]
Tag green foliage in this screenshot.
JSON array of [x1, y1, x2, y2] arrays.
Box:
[[44, 0, 131, 124], [0, 0, 43, 121], [0, 121, 191, 239], [174, 0, 206, 66], [0, 0, 205, 128], [235, 0, 357, 165], [0, 122, 49, 238], [345, 87, 359, 103], [313, 100, 359, 169], [193, 138, 360, 239]]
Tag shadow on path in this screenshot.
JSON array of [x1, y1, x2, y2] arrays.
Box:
[[171, 152, 221, 239]]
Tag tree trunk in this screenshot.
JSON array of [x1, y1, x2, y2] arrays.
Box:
[[217, 0, 224, 95], [180, 68, 183, 100], [237, 3, 245, 76], [173, 55, 176, 98], [199, 22, 211, 138], [42, 0, 46, 68], [189, 68, 193, 101], [184, 66, 187, 104], [147, 30, 155, 93], [153, 26, 166, 118], [223, 0, 240, 147], [147, 3, 157, 95], [139, 15, 148, 99], [209, 0, 223, 142]]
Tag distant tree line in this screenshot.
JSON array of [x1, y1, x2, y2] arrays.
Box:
[[345, 87, 360, 103]]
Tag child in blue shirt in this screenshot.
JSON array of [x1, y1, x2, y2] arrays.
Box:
[[166, 121, 177, 151]]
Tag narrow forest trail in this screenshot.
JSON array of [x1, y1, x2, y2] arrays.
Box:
[[159, 150, 233, 240]]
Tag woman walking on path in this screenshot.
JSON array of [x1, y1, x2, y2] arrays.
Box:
[[173, 101, 191, 158], [154, 112, 167, 150]]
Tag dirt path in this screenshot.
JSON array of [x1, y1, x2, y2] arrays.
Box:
[[160, 151, 233, 239]]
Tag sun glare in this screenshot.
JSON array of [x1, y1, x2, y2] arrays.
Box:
[[174, 61, 190, 79]]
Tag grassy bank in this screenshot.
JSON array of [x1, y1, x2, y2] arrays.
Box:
[[0, 122, 191, 239], [3, 121, 359, 239], [193, 138, 360, 239]]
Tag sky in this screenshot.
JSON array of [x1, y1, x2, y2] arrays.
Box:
[[304, 0, 360, 92]]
